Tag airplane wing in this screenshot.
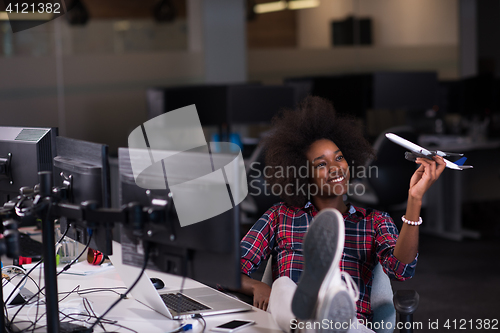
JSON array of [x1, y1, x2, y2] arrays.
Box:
[[443, 158, 464, 170]]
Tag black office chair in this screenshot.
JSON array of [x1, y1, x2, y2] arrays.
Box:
[[348, 126, 418, 214], [241, 141, 282, 222]]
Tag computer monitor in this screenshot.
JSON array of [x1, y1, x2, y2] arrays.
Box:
[[285, 72, 438, 118], [284, 74, 373, 118], [53, 136, 112, 255], [147, 84, 294, 126], [118, 146, 242, 289], [372, 72, 438, 110], [0, 126, 57, 209]]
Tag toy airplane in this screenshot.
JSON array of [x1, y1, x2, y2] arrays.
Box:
[[385, 133, 473, 170]]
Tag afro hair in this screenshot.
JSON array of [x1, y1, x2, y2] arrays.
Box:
[[261, 95, 375, 207]]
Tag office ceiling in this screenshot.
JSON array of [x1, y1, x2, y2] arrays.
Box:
[[81, 0, 187, 19]]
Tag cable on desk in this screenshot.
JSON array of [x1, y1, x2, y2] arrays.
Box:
[[63, 296, 139, 333], [3, 271, 42, 326], [84, 241, 151, 333], [22, 286, 92, 332], [4, 215, 66, 330], [194, 314, 207, 332], [6, 264, 45, 333], [4, 272, 43, 303], [75, 287, 127, 296], [58, 230, 93, 275], [15, 286, 137, 333], [19, 295, 140, 333], [58, 285, 81, 304], [2, 266, 28, 291], [32, 256, 43, 333], [20, 286, 80, 332], [4, 213, 70, 307], [7, 225, 90, 330]]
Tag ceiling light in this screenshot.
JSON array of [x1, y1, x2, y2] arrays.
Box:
[[254, 1, 287, 14], [288, 0, 320, 10]]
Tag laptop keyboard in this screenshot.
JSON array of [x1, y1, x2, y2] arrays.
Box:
[[19, 233, 43, 259], [161, 293, 210, 313]]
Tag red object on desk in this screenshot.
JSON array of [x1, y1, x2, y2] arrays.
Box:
[[18, 257, 32, 265], [87, 248, 105, 265]]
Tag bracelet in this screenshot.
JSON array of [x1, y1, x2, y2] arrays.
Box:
[[401, 215, 423, 226]]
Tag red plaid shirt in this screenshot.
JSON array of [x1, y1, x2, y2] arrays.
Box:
[[240, 202, 418, 322]]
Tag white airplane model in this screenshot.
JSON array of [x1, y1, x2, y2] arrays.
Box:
[[385, 133, 473, 170]]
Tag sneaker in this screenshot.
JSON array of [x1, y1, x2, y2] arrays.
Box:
[[316, 271, 359, 333], [291, 208, 346, 320]]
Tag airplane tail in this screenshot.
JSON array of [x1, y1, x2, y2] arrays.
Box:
[[455, 157, 467, 165], [454, 157, 473, 169]]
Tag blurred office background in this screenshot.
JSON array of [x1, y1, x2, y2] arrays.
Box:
[[1, 1, 500, 331], [1, 0, 469, 150]]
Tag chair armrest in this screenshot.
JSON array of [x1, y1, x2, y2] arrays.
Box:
[[393, 290, 419, 333], [393, 290, 419, 315]]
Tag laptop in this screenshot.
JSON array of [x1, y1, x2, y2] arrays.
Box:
[[109, 241, 251, 319]]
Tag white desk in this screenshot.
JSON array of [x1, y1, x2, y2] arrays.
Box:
[[5, 264, 282, 333]]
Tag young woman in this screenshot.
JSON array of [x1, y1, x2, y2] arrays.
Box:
[[239, 96, 445, 327]]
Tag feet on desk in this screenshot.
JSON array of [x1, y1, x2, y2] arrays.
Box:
[[291, 208, 359, 332]]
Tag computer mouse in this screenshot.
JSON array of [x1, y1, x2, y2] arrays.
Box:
[[150, 277, 165, 290]]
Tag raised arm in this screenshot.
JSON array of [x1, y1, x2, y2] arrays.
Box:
[[393, 155, 446, 263]]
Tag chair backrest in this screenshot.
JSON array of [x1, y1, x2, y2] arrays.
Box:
[[246, 143, 282, 218], [262, 257, 395, 333], [261, 256, 273, 287], [367, 127, 418, 208]]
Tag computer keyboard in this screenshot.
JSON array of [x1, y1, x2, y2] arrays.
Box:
[[18, 233, 43, 260], [160, 293, 210, 313]]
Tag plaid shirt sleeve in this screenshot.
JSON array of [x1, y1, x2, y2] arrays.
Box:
[[240, 206, 277, 277], [374, 212, 418, 281]]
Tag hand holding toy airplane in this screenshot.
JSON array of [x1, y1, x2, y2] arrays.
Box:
[[385, 133, 473, 170]]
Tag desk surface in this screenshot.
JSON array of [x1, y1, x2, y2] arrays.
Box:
[[5, 264, 282, 333]]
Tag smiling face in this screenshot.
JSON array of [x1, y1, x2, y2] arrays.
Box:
[[306, 139, 350, 198]]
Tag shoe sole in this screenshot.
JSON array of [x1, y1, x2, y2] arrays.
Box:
[[318, 290, 355, 333], [291, 208, 344, 320]]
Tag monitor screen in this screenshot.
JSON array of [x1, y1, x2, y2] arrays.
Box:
[[285, 72, 438, 118], [373, 72, 438, 110], [147, 84, 294, 126]]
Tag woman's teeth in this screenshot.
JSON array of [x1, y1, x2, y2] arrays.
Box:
[[329, 176, 345, 183]]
